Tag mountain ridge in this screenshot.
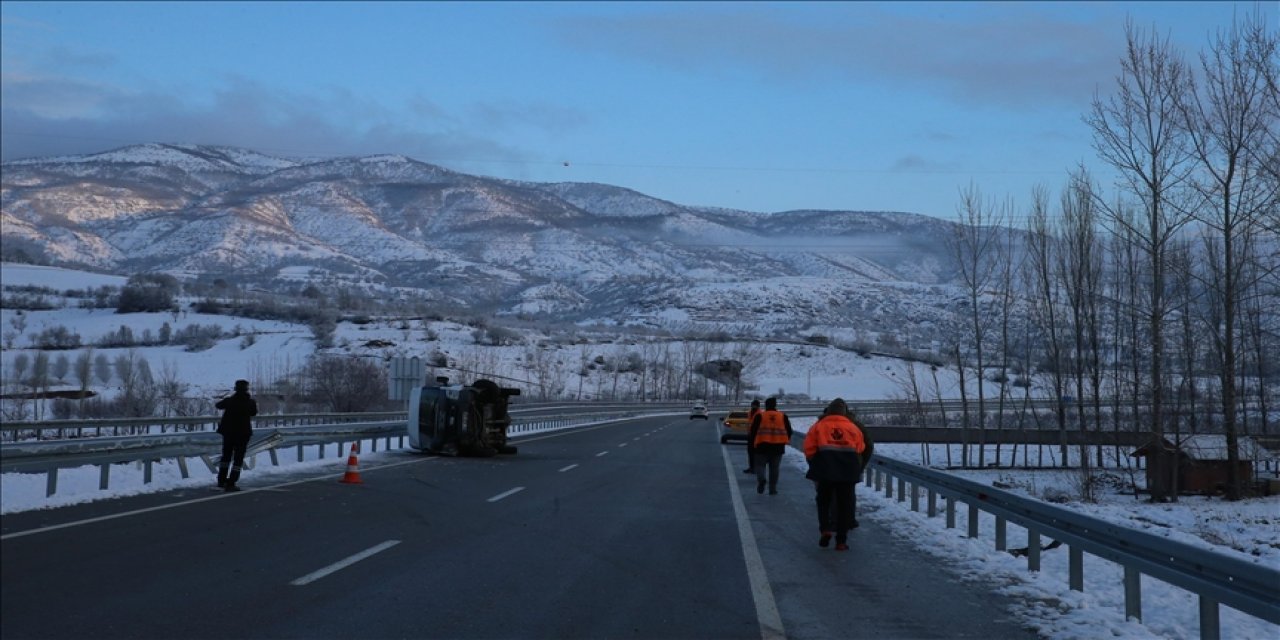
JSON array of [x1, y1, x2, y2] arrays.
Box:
[[1, 143, 967, 341]]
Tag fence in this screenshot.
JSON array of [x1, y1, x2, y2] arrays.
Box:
[[864, 455, 1280, 640]]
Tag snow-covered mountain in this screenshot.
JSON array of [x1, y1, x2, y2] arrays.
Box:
[[1, 143, 968, 338]]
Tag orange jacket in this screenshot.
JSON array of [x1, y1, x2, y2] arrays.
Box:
[[803, 414, 866, 483], [749, 409, 792, 452]]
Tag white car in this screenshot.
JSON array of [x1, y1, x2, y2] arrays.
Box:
[[690, 403, 709, 420]]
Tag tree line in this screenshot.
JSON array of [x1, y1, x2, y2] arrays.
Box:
[[933, 14, 1277, 501]]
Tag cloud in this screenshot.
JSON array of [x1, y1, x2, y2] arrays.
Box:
[[0, 71, 582, 167], [888, 154, 964, 174], [550, 4, 1121, 109]]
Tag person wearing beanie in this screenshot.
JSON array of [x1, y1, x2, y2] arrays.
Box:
[[803, 397, 867, 550], [747, 397, 793, 495], [215, 379, 258, 492], [743, 399, 762, 474]]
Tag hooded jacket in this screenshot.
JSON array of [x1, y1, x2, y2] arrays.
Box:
[[803, 413, 866, 483]]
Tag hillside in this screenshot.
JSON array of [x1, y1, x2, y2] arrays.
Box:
[[2, 143, 970, 342]]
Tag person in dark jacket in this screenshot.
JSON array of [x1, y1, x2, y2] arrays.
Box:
[[743, 399, 762, 474], [216, 379, 258, 492], [803, 398, 867, 550], [747, 397, 793, 495]]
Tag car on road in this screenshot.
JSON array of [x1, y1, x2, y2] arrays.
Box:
[[690, 403, 709, 419], [719, 410, 751, 443]]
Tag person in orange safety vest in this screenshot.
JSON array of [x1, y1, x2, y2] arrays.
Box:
[[743, 399, 762, 475], [803, 398, 867, 551], [748, 397, 793, 495]]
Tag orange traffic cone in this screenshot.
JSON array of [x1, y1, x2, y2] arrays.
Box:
[[339, 442, 362, 484]]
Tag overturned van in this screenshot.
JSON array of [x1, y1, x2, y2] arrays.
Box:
[[407, 377, 521, 456]]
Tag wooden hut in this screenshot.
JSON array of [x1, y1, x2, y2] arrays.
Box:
[[1130, 435, 1265, 497]]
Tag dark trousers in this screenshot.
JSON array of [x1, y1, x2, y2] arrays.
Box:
[[754, 451, 782, 491], [218, 435, 250, 486], [815, 481, 856, 543], [745, 442, 756, 470]]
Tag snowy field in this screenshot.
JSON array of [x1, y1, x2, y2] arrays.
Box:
[[2, 262, 1278, 639]]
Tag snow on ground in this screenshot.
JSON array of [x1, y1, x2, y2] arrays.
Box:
[[2, 418, 1276, 639], [4, 262, 1278, 638]]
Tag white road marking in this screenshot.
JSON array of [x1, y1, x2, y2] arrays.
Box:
[[487, 486, 525, 502], [633, 437, 641, 441], [595, 451, 610, 457], [0, 455, 442, 541], [290, 540, 400, 586], [720, 444, 786, 640], [619, 442, 628, 448], [558, 464, 579, 473]]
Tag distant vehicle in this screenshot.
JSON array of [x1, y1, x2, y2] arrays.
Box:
[[720, 410, 751, 443], [690, 403, 709, 420], [407, 377, 520, 456]]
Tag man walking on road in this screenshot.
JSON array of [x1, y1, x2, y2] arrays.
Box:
[[748, 397, 792, 495], [803, 398, 866, 550], [743, 399, 762, 474], [216, 379, 258, 492]]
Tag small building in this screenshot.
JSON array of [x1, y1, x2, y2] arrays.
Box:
[[1130, 435, 1267, 497]]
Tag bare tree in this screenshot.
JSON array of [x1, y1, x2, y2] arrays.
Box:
[[94, 353, 112, 386], [1179, 10, 1280, 499], [948, 183, 1006, 467], [1027, 186, 1070, 466], [1087, 21, 1196, 500]]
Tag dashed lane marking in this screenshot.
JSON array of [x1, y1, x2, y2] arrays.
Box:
[[487, 487, 525, 502], [558, 464, 579, 473], [290, 540, 401, 586]]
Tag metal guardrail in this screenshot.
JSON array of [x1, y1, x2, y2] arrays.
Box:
[[865, 455, 1280, 639], [0, 410, 661, 496]]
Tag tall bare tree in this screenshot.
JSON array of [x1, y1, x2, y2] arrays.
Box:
[[1087, 21, 1196, 500], [948, 183, 1005, 467], [1179, 10, 1280, 499]]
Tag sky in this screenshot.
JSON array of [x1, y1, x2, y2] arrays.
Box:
[[2, 1, 1275, 220]]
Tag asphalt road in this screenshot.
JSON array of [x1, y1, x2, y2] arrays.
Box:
[[1, 415, 1035, 639]]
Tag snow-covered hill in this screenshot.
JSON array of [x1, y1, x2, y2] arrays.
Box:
[[2, 143, 972, 339]]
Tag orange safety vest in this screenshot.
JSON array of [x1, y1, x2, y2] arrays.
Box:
[[754, 410, 789, 446], [802, 414, 866, 457]]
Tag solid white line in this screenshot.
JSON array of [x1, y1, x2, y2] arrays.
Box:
[[595, 451, 610, 457], [558, 464, 579, 473], [0, 455, 442, 541], [720, 443, 786, 640], [487, 486, 525, 502], [290, 540, 400, 586]]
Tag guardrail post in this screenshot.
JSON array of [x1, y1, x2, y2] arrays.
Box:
[[967, 503, 979, 538], [1124, 566, 1141, 622], [297, 445, 304, 462], [945, 497, 956, 529], [885, 473, 893, 499], [1027, 529, 1041, 572], [45, 469, 58, 497], [269, 448, 279, 467], [897, 477, 906, 503], [143, 460, 153, 485], [926, 488, 937, 517], [177, 456, 189, 479], [995, 516, 1006, 551], [1198, 595, 1220, 640], [1069, 546, 1084, 591], [99, 464, 110, 490], [910, 484, 919, 512]]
